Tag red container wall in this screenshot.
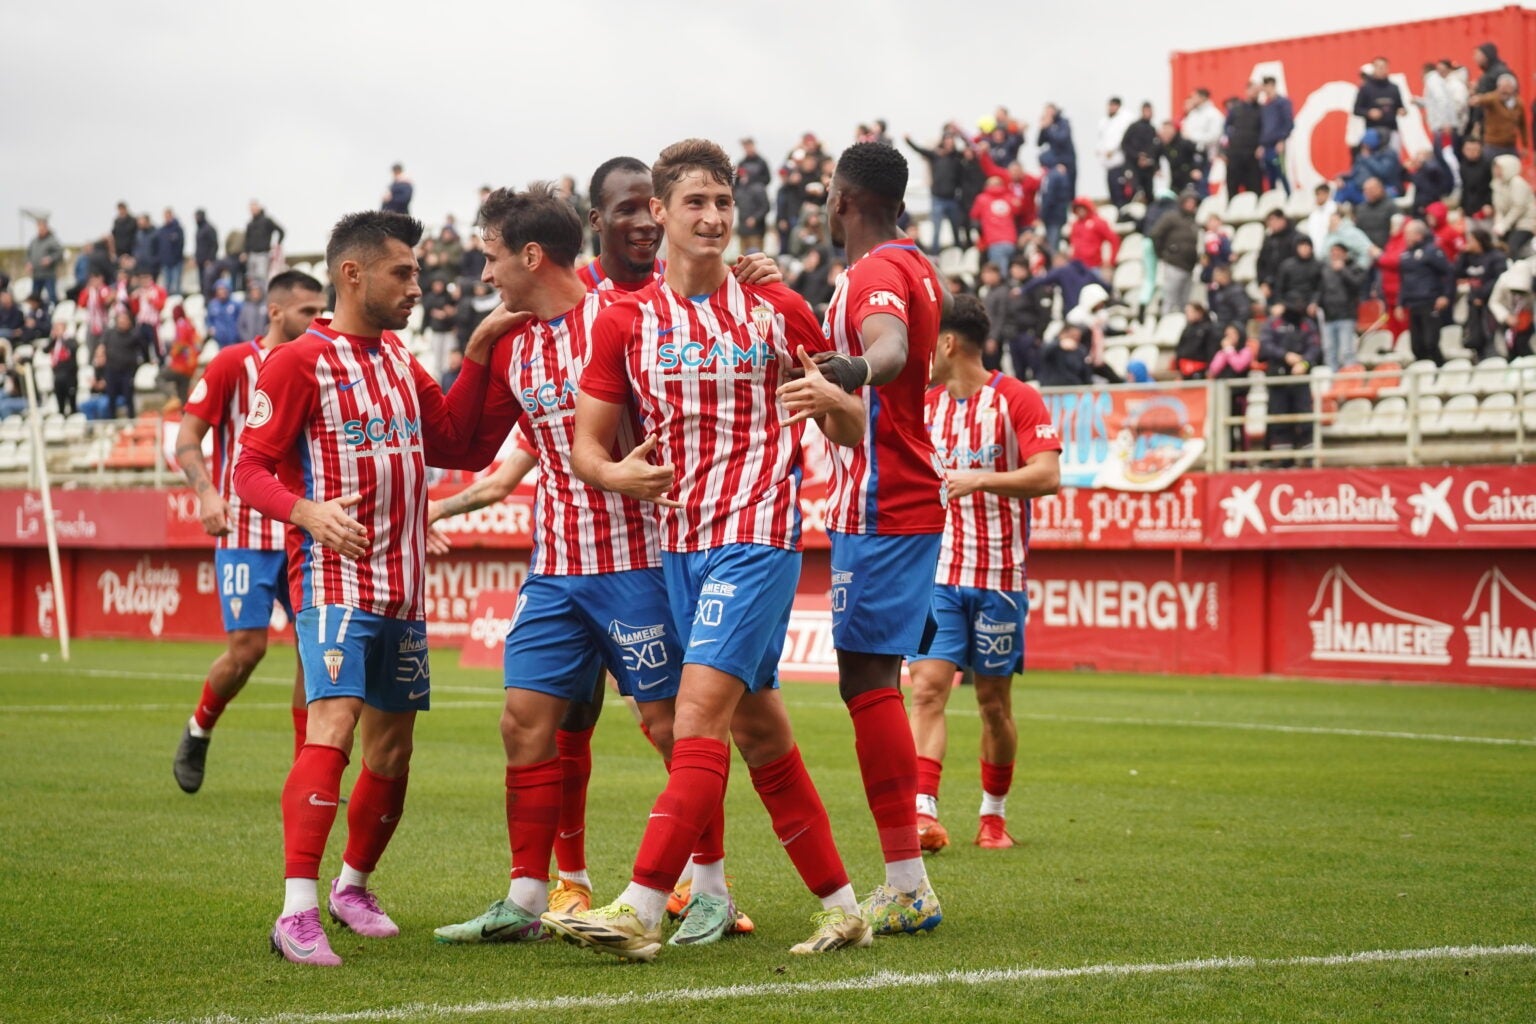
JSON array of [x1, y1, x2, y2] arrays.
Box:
[[1171, 5, 1536, 184]]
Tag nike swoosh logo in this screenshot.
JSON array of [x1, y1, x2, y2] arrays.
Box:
[[558, 828, 584, 840], [408, 688, 429, 700], [635, 678, 666, 691], [481, 921, 523, 939], [779, 825, 810, 847], [200, 706, 214, 716], [308, 793, 338, 807], [338, 379, 363, 392], [648, 812, 671, 820], [689, 638, 719, 648], [657, 326, 678, 337], [280, 932, 318, 958], [520, 361, 536, 369], [982, 659, 1013, 671], [380, 814, 400, 824]]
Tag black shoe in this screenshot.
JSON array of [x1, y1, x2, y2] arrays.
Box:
[[173, 723, 211, 793]]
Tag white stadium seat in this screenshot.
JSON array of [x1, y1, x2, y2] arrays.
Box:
[[1224, 191, 1259, 224], [1438, 392, 1478, 434], [1366, 395, 1408, 436], [1475, 392, 1518, 433], [1330, 397, 1372, 437], [1231, 222, 1266, 256], [1432, 358, 1474, 396], [1415, 394, 1446, 435], [1153, 313, 1186, 345], [1471, 356, 1509, 395], [1195, 194, 1227, 224]]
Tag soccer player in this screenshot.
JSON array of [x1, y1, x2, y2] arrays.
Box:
[[233, 211, 505, 967], [433, 182, 741, 947], [426, 161, 780, 924], [907, 295, 1060, 851], [786, 141, 950, 935], [542, 139, 868, 961], [171, 270, 327, 793]]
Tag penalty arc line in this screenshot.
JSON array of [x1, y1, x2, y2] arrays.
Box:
[[157, 943, 1536, 1024]]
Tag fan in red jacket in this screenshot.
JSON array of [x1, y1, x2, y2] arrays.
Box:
[[975, 147, 1040, 235], [1068, 198, 1120, 269], [970, 177, 1025, 269]]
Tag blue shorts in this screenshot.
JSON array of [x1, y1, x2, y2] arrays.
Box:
[[215, 548, 292, 632], [829, 532, 942, 656], [912, 585, 1028, 676], [662, 545, 799, 692], [503, 569, 680, 703], [295, 605, 431, 712]]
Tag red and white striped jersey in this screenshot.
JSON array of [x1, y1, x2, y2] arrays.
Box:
[[581, 274, 830, 553], [493, 289, 660, 574], [822, 240, 947, 536], [926, 373, 1061, 591], [236, 320, 494, 619], [581, 257, 662, 293], [183, 338, 285, 551]]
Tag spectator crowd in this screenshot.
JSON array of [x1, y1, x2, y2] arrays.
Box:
[[5, 48, 1536, 463]]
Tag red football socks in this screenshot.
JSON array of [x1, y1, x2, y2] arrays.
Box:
[[552, 728, 594, 874], [917, 755, 944, 800], [290, 707, 307, 760], [192, 681, 231, 731], [281, 744, 348, 878], [749, 746, 849, 898], [692, 759, 728, 866], [848, 687, 921, 863], [981, 758, 1015, 798], [342, 762, 409, 874], [506, 758, 564, 881], [631, 738, 728, 892]]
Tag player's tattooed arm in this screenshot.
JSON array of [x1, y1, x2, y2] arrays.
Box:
[[427, 447, 537, 524], [175, 413, 230, 536]]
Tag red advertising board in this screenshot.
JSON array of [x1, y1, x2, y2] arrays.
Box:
[[1023, 550, 1266, 677], [1170, 7, 1536, 186], [1206, 466, 1536, 549], [459, 590, 520, 669], [1266, 550, 1536, 687]]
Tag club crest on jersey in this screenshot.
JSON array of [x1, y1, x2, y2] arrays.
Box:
[[229, 597, 243, 620], [322, 647, 345, 683], [657, 334, 776, 374], [247, 389, 273, 429], [750, 304, 775, 340], [866, 290, 906, 311], [188, 378, 208, 405], [520, 378, 578, 415]]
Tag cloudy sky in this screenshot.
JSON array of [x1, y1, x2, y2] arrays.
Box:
[[5, 0, 1498, 254]]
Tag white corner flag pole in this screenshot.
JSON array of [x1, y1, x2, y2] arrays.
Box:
[[23, 368, 70, 662]]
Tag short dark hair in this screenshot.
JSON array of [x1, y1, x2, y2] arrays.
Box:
[[652, 139, 734, 203], [1262, 75, 1277, 85], [834, 141, 908, 207], [590, 156, 650, 210], [325, 211, 422, 270], [266, 269, 324, 299], [476, 183, 584, 266], [941, 293, 989, 348]]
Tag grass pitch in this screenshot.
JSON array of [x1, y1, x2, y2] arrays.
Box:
[[1, 638, 1533, 1023]]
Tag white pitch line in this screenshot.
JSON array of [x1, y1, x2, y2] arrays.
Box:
[[157, 943, 1536, 1024]]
